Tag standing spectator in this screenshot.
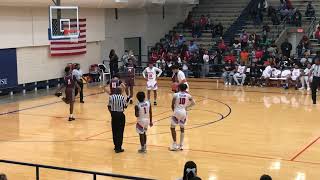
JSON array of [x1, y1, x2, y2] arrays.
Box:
[[108, 88, 127, 153], [109, 49, 119, 77], [262, 24, 270, 42], [203, 50, 210, 77], [281, 39, 292, 57], [184, 13, 194, 29], [178, 34, 186, 48], [206, 14, 213, 29], [310, 59, 320, 104], [305, 1, 315, 19], [293, 9, 302, 27], [240, 30, 249, 48], [233, 61, 247, 86], [214, 23, 224, 37], [222, 59, 236, 85], [199, 15, 208, 30], [240, 48, 249, 64], [72, 64, 85, 103], [188, 40, 199, 54]]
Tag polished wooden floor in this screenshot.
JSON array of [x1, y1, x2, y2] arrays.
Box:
[[1, 79, 320, 180]]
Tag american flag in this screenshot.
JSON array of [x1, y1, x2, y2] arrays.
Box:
[[50, 19, 86, 56]]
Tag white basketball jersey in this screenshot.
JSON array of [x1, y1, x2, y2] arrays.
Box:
[[173, 92, 192, 111], [145, 67, 161, 81], [137, 101, 150, 120], [237, 65, 246, 74], [292, 68, 301, 77]]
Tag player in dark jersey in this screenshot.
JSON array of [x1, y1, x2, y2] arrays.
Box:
[[55, 66, 80, 121], [106, 74, 126, 95], [125, 58, 135, 104]]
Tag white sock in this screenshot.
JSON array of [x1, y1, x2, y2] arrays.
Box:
[[180, 133, 184, 146], [70, 114, 73, 118]]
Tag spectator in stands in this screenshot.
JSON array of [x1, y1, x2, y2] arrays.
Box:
[[248, 32, 257, 49], [89, 64, 100, 82], [269, 6, 280, 25], [240, 48, 249, 64], [0, 174, 7, 180], [249, 62, 262, 86], [260, 174, 272, 180], [222, 59, 236, 85], [233, 39, 241, 57], [178, 34, 186, 48], [285, 0, 293, 9], [233, 61, 247, 86], [214, 23, 223, 37], [121, 50, 129, 69], [281, 39, 292, 57], [240, 30, 249, 48], [262, 24, 270, 42], [218, 39, 227, 54], [255, 47, 264, 63], [184, 13, 194, 29], [192, 21, 202, 38], [188, 40, 199, 54], [292, 9, 302, 27], [305, 1, 315, 19], [150, 48, 159, 64], [313, 51, 320, 64], [203, 50, 210, 77], [224, 51, 236, 63], [206, 14, 213, 29], [297, 36, 311, 57], [199, 15, 208, 30], [300, 53, 312, 65], [109, 49, 119, 77]]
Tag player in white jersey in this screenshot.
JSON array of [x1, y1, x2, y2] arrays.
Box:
[[142, 63, 163, 105], [299, 63, 312, 90], [169, 84, 195, 151], [290, 64, 301, 90], [135, 91, 153, 153], [172, 65, 189, 92]]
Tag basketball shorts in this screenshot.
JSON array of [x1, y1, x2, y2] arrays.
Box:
[[291, 76, 299, 81], [125, 77, 135, 87], [136, 118, 150, 134], [64, 88, 75, 104], [147, 80, 158, 90], [171, 109, 187, 128]]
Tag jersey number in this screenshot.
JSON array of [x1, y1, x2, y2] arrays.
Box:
[[111, 82, 117, 88], [179, 98, 186, 105]]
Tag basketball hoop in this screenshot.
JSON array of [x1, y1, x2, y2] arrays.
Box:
[[64, 29, 79, 43]]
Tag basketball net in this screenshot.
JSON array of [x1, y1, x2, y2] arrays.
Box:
[[64, 29, 79, 43]]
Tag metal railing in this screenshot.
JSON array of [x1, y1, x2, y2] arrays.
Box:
[[0, 159, 155, 180], [306, 17, 317, 38]]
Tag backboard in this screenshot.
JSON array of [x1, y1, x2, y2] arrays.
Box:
[[49, 6, 79, 40]]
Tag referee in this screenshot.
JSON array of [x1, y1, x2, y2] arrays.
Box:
[[72, 64, 85, 103], [310, 59, 320, 104], [108, 88, 127, 153]]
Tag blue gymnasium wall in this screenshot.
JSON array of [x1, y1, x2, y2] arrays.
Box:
[[0, 49, 18, 89]]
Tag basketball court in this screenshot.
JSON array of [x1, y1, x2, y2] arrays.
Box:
[[0, 79, 320, 180]]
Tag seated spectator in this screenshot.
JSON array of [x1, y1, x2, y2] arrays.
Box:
[[240, 30, 249, 48], [150, 49, 159, 64], [305, 1, 315, 19], [280, 6, 290, 20], [224, 52, 236, 63], [248, 32, 257, 49], [260, 174, 272, 180], [255, 47, 264, 62], [297, 36, 310, 57], [218, 39, 227, 54], [206, 14, 213, 29], [249, 62, 262, 86], [214, 23, 223, 37], [178, 161, 200, 180], [292, 9, 302, 27], [184, 13, 194, 29], [188, 40, 199, 54], [299, 63, 312, 90], [240, 48, 249, 64], [192, 21, 202, 38], [233, 39, 241, 57], [199, 15, 208, 30], [89, 64, 100, 82], [285, 0, 293, 9], [222, 60, 236, 85], [262, 24, 270, 42], [233, 61, 247, 86], [178, 34, 186, 48]]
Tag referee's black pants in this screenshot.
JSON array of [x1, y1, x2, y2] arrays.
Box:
[[75, 79, 84, 101], [311, 76, 320, 103], [111, 112, 126, 151]]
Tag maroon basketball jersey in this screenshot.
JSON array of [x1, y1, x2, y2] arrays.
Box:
[[127, 65, 135, 78], [109, 79, 122, 94], [64, 74, 75, 89]]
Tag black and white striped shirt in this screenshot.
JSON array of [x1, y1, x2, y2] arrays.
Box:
[[108, 94, 127, 112]]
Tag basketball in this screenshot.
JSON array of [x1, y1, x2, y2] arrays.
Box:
[[171, 82, 179, 92]]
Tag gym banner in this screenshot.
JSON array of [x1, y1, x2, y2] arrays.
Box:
[[0, 49, 18, 89]]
